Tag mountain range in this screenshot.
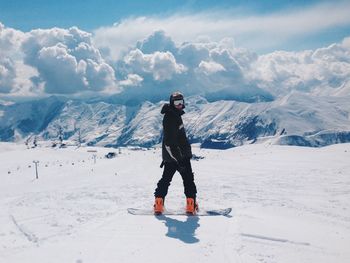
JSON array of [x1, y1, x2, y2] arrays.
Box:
[[0, 92, 349, 149]]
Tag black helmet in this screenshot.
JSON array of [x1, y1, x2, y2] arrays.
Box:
[[169, 91, 185, 108]]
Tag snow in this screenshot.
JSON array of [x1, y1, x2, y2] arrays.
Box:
[[0, 142, 350, 263]]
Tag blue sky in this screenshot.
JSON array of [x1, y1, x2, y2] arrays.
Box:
[[0, 1, 338, 29], [0, 1, 344, 28]]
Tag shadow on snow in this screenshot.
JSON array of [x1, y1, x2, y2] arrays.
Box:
[[156, 215, 200, 244]]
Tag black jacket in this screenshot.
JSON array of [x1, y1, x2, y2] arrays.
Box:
[[161, 104, 192, 163]]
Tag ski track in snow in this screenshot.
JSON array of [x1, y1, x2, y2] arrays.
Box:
[[0, 142, 350, 262], [9, 215, 39, 245]]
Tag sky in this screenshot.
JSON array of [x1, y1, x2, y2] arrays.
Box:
[[1, 0, 349, 52], [0, 1, 330, 30], [0, 0, 350, 101]]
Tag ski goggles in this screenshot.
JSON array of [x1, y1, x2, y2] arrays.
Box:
[[173, 99, 184, 106]]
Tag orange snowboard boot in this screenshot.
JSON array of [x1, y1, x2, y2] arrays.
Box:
[[154, 197, 164, 214], [186, 198, 198, 215]]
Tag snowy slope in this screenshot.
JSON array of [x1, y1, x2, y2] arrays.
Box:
[[0, 142, 349, 263], [0, 93, 350, 148]]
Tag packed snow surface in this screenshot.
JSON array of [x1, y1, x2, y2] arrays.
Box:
[[0, 142, 349, 263]]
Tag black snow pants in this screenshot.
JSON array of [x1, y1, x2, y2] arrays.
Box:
[[154, 158, 197, 201]]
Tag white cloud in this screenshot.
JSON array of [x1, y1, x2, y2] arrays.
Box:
[[115, 29, 350, 102], [198, 61, 226, 75], [209, 49, 242, 74], [14, 61, 39, 94], [177, 42, 211, 68], [85, 59, 117, 91], [36, 43, 87, 93], [0, 58, 15, 93], [21, 26, 118, 94], [124, 49, 186, 81], [250, 41, 350, 96], [72, 42, 103, 62], [0, 22, 25, 59], [115, 31, 265, 102], [151, 51, 187, 81], [119, 74, 143, 87], [136, 30, 177, 54], [1, 24, 119, 97], [0, 22, 30, 94], [93, 1, 350, 59]]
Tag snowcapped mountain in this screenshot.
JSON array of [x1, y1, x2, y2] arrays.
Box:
[[0, 93, 349, 148]]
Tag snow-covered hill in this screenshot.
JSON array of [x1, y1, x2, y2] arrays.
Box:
[[0, 93, 350, 148], [0, 142, 349, 262]]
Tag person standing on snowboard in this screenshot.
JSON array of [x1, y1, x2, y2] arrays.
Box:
[[154, 91, 198, 215]]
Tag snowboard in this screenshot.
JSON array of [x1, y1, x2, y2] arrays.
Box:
[[127, 207, 232, 216]]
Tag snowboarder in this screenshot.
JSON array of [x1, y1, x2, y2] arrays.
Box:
[[154, 91, 198, 215]]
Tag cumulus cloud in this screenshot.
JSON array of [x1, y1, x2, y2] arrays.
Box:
[[1, 23, 120, 97], [35, 43, 87, 93], [0, 22, 24, 58], [177, 42, 211, 68], [0, 58, 16, 93], [124, 49, 186, 81], [198, 61, 226, 75], [119, 74, 143, 87], [136, 30, 177, 54], [21, 26, 118, 94], [0, 22, 31, 95], [115, 29, 350, 102], [250, 40, 350, 96], [114, 31, 270, 102]]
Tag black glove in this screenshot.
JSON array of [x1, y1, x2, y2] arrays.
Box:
[[160, 161, 164, 168]]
